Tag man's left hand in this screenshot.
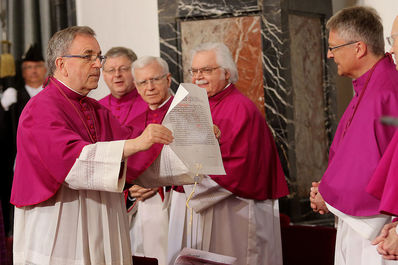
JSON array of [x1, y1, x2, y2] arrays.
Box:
[[375, 222, 398, 260]]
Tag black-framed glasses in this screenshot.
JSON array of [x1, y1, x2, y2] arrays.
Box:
[[328, 41, 359, 52], [386, 34, 398, 46], [188, 66, 221, 76], [135, 73, 167, 87], [62, 54, 107, 64], [103, 65, 131, 75]]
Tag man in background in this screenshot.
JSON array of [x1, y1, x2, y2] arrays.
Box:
[[369, 14, 398, 261], [127, 55, 173, 265], [0, 43, 47, 237], [167, 42, 289, 265], [100, 48, 171, 264], [99, 46, 147, 128], [310, 6, 398, 265]]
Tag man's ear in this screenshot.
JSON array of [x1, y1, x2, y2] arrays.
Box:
[[356, 41, 367, 59], [225, 69, 231, 81], [55, 57, 68, 76], [166, 73, 172, 87]]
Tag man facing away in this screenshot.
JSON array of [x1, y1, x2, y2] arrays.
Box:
[[0, 43, 47, 237], [369, 15, 398, 260], [309, 6, 398, 265], [10, 26, 173, 265], [167, 42, 289, 265]]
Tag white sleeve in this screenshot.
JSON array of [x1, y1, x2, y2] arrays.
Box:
[[65, 140, 127, 192], [1, 87, 17, 110], [183, 175, 232, 213]]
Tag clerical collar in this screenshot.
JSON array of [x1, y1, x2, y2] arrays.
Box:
[[223, 83, 231, 90], [149, 95, 172, 110], [57, 79, 84, 96], [110, 89, 137, 104], [25, 84, 44, 98]]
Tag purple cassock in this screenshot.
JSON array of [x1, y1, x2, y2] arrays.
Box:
[[10, 77, 132, 207], [208, 84, 289, 200], [124, 97, 173, 183], [367, 130, 398, 216], [319, 54, 398, 216], [99, 89, 147, 130]]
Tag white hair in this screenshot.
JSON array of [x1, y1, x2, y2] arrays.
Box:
[[190, 42, 238, 83], [132, 56, 169, 79]]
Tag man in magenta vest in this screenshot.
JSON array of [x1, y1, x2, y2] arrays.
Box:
[[167, 42, 289, 265], [309, 6, 398, 265], [99, 46, 147, 129], [369, 15, 398, 260], [10, 26, 173, 265], [100, 49, 169, 261], [127, 56, 173, 265]]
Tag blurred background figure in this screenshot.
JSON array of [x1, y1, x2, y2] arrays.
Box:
[[0, 43, 46, 240]]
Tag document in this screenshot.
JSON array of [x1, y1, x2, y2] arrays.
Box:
[[174, 248, 237, 265], [133, 83, 225, 188]]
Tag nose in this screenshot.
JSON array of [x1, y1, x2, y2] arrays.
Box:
[[93, 57, 102, 68], [147, 80, 156, 90], [114, 69, 122, 76], [327, 49, 334, 59], [195, 70, 204, 78]]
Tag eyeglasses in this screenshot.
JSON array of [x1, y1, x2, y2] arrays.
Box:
[[62, 54, 107, 64], [328, 41, 359, 52], [386, 34, 398, 46], [103, 66, 131, 75], [188, 66, 221, 76], [135, 73, 167, 87]]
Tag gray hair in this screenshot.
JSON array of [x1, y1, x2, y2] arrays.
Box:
[[47, 26, 96, 76], [132, 56, 169, 79], [326, 6, 384, 56], [190, 42, 238, 83], [103, 47, 137, 69]]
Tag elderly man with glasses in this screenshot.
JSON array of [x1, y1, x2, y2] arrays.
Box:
[[167, 42, 289, 265], [10, 26, 173, 265], [309, 6, 398, 265], [122, 56, 174, 265], [369, 15, 398, 261], [99, 47, 147, 128], [99, 50, 169, 262]]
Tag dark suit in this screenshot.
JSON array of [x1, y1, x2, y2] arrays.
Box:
[[0, 82, 30, 236]]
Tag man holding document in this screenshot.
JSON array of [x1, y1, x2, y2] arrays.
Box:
[[167, 42, 289, 265], [10, 26, 174, 265]]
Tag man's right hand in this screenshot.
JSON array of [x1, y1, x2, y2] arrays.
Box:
[[137, 124, 173, 151], [129, 185, 158, 202], [1, 87, 17, 111], [123, 124, 173, 158]]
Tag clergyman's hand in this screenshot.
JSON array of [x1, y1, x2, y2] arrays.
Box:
[[309, 181, 329, 214], [137, 124, 173, 151], [213, 124, 221, 141], [373, 221, 398, 260], [123, 124, 173, 158], [129, 185, 158, 202]]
